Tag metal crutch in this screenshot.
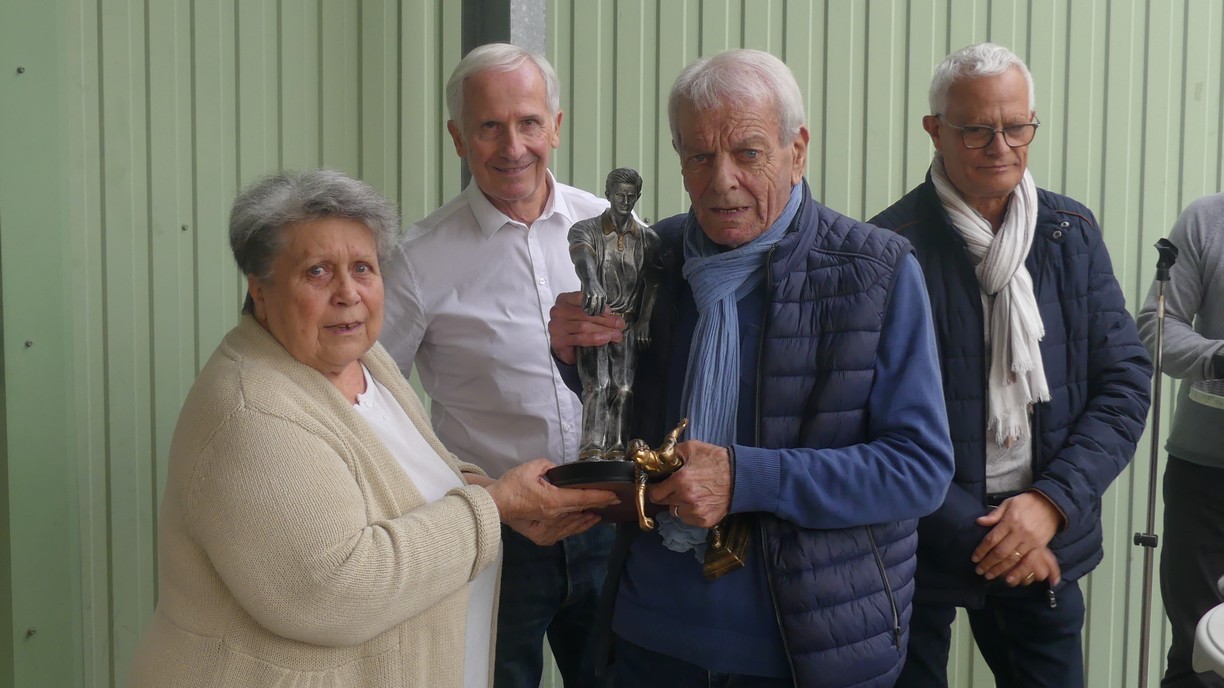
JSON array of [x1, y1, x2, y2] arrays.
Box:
[[1135, 238, 1179, 688]]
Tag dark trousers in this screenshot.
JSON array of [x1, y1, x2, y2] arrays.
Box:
[[896, 581, 1085, 687], [1161, 456, 1224, 688], [494, 523, 614, 688], [609, 636, 793, 688]]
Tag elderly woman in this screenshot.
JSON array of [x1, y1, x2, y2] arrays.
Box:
[[128, 170, 616, 687]]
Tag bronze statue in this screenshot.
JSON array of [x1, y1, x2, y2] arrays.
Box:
[[568, 168, 661, 460]]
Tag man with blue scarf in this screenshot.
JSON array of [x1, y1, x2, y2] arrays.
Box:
[[548, 49, 955, 688]]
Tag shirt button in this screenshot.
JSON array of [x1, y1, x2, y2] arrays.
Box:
[[538, 277, 546, 285]]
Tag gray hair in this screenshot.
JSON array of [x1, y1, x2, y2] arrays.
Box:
[[605, 167, 643, 195], [229, 169, 401, 313], [668, 49, 806, 148], [929, 42, 1036, 115], [445, 43, 560, 124]]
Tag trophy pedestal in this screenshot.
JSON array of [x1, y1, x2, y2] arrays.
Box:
[[545, 460, 661, 523]]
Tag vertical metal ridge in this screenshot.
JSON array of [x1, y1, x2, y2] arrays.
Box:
[[90, 0, 118, 675]]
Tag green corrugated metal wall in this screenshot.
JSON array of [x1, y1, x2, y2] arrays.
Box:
[[1, 1, 1221, 686]]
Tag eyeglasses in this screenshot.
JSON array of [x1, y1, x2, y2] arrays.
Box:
[[937, 115, 1041, 149]]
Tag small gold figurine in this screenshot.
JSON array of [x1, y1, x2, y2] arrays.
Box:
[[628, 417, 688, 474], [628, 418, 688, 531]]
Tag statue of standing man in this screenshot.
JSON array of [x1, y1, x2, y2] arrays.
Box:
[[569, 168, 661, 460]]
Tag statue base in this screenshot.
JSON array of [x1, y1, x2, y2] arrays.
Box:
[[545, 460, 660, 523], [703, 515, 750, 580]]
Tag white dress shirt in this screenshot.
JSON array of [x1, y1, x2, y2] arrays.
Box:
[[381, 173, 608, 477]]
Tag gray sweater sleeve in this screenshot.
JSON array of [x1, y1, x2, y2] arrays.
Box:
[[1137, 193, 1224, 381], [1137, 193, 1224, 466]]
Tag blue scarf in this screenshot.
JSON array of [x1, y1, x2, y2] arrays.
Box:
[[657, 183, 803, 557], [680, 183, 802, 445]]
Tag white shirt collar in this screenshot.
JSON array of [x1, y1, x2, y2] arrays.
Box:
[[464, 170, 586, 238]]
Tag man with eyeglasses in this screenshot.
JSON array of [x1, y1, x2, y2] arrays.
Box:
[[872, 43, 1152, 687]]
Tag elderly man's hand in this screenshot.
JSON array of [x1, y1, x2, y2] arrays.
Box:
[[485, 458, 619, 522], [548, 291, 626, 365], [997, 544, 1062, 587], [971, 491, 1064, 583], [505, 512, 603, 547], [647, 440, 733, 528]]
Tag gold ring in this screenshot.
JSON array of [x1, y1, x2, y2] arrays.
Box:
[[1010, 550, 1022, 560], [1023, 571, 1036, 584]]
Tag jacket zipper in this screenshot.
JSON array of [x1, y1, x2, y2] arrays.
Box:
[[979, 244, 1059, 610], [756, 246, 799, 687], [760, 519, 800, 687], [754, 246, 773, 471], [867, 526, 903, 648], [1029, 410, 1059, 610]]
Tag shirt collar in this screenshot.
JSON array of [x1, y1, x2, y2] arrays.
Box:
[[465, 170, 570, 239], [602, 210, 639, 237]]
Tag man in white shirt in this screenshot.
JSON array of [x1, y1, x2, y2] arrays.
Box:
[[380, 43, 613, 688]]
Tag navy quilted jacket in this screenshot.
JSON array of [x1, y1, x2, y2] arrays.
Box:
[[870, 177, 1152, 605], [629, 186, 950, 687]]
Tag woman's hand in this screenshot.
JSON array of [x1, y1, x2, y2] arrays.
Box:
[[462, 471, 494, 487], [505, 512, 604, 546], [484, 458, 619, 522]]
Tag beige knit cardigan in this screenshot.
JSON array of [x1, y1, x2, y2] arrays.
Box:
[[127, 315, 503, 687]]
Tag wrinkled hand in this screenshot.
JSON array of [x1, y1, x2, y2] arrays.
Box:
[[506, 512, 604, 546], [485, 458, 619, 522], [972, 491, 1064, 585], [647, 441, 733, 528], [548, 292, 626, 365]]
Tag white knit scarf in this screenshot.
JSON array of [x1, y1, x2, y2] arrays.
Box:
[[930, 154, 1050, 446]]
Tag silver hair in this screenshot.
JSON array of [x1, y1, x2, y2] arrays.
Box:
[[229, 169, 401, 313], [668, 49, 806, 148], [445, 43, 560, 124], [929, 42, 1036, 115]]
